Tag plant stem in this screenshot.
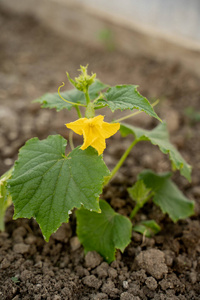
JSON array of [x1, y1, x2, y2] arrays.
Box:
[[130, 192, 154, 220], [104, 139, 139, 185], [69, 130, 74, 150], [84, 88, 95, 118], [75, 106, 82, 118], [113, 99, 160, 123], [0, 209, 5, 231], [129, 204, 141, 220], [85, 88, 91, 105]]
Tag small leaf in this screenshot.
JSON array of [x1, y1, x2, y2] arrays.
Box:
[[8, 135, 110, 241], [138, 170, 195, 222], [133, 220, 161, 237], [120, 122, 192, 181], [96, 85, 161, 121], [11, 277, 20, 283], [34, 79, 108, 111], [76, 199, 132, 263], [128, 180, 151, 204]]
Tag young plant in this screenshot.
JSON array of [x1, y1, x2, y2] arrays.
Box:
[[185, 106, 200, 124], [0, 167, 13, 231], [1, 65, 194, 262], [98, 28, 115, 51]]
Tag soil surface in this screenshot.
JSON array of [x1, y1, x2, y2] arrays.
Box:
[[0, 6, 200, 300]]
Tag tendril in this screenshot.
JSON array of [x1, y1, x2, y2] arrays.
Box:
[[58, 82, 86, 107]]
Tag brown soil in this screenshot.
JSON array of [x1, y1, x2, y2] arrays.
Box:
[[0, 5, 200, 300]]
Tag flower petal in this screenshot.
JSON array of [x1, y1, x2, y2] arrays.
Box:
[[66, 118, 87, 135], [91, 135, 106, 155], [101, 122, 120, 138], [81, 126, 97, 150]]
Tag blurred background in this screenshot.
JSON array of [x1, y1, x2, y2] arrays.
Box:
[[0, 0, 200, 175], [1, 3, 200, 299], [1, 0, 200, 69]]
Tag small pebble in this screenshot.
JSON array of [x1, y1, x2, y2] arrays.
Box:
[[123, 281, 129, 289]]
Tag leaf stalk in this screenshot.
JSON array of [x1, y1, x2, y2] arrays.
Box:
[[113, 99, 160, 123], [104, 139, 139, 185], [130, 192, 154, 220]]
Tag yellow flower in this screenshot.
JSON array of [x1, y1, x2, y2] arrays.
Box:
[[66, 115, 120, 155]]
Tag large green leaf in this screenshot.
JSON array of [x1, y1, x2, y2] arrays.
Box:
[[95, 85, 161, 121], [34, 79, 108, 111], [138, 170, 195, 222], [120, 122, 191, 181], [8, 135, 109, 241], [76, 199, 132, 263]]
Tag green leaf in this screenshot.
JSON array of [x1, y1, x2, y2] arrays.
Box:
[[120, 122, 191, 181], [138, 170, 195, 222], [34, 79, 108, 111], [11, 277, 20, 284], [76, 199, 132, 263], [8, 135, 109, 241], [0, 167, 13, 231], [95, 85, 161, 121], [133, 220, 161, 237], [128, 180, 151, 204]]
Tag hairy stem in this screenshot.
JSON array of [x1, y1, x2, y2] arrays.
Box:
[[84, 88, 91, 105], [75, 106, 82, 118], [69, 131, 74, 150]]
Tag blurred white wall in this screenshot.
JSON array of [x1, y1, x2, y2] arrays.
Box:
[[1, 0, 200, 75], [2, 0, 200, 46], [76, 0, 200, 42]]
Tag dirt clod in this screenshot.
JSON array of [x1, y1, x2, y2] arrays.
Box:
[[0, 258, 11, 269], [70, 236, 81, 251], [107, 268, 117, 280], [92, 293, 108, 300], [101, 280, 120, 298], [135, 249, 168, 279], [82, 275, 102, 289], [13, 243, 30, 254], [85, 251, 104, 269], [145, 276, 158, 291], [120, 292, 137, 300]]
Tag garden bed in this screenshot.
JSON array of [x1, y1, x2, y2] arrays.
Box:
[[0, 6, 200, 300]]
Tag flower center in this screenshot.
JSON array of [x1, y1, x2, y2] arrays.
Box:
[[86, 119, 95, 127]]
